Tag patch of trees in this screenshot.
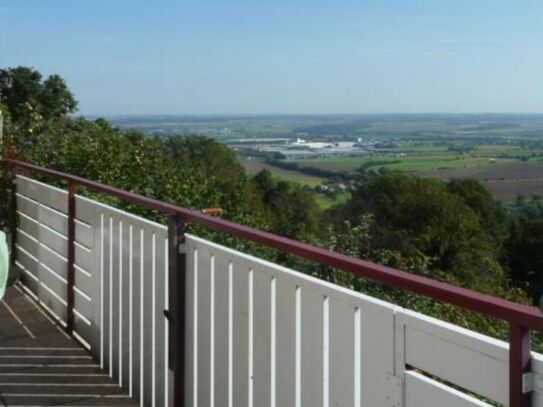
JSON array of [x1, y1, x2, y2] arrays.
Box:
[[325, 173, 509, 293], [355, 159, 401, 174], [505, 196, 543, 303], [448, 143, 475, 154]]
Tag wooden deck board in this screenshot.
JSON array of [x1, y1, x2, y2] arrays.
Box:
[[0, 286, 139, 406]]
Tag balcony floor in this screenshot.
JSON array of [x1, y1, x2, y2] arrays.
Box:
[[0, 284, 138, 406]]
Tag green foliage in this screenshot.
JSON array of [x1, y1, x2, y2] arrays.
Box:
[[447, 178, 508, 242], [250, 169, 320, 240], [0, 66, 77, 141], [24, 117, 251, 224], [328, 172, 506, 293], [504, 196, 543, 303]]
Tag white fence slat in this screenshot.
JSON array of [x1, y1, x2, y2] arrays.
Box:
[[185, 241, 197, 407], [37, 263, 66, 302], [16, 229, 39, 257], [75, 195, 98, 225], [253, 268, 272, 406], [531, 355, 543, 406], [16, 193, 39, 219], [300, 286, 324, 407], [102, 215, 112, 376], [16, 175, 68, 213], [16, 262, 39, 293], [405, 371, 492, 407], [275, 277, 297, 407], [398, 309, 508, 406], [38, 283, 67, 323], [110, 218, 121, 384], [143, 228, 156, 407], [231, 260, 250, 407], [212, 252, 230, 406], [74, 289, 93, 321], [16, 244, 39, 277], [329, 298, 355, 407], [361, 300, 396, 407], [131, 225, 144, 402], [75, 243, 94, 275], [196, 245, 212, 407], [120, 222, 132, 393], [76, 220, 94, 249], [18, 212, 39, 238], [154, 233, 168, 407], [74, 313, 93, 347], [39, 204, 67, 236], [75, 266, 93, 297], [39, 224, 67, 258], [39, 242, 67, 280]]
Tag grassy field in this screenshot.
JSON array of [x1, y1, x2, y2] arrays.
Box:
[[367, 156, 513, 172], [242, 159, 325, 187], [395, 142, 450, 153], [312, 192, 350, 210], [292, 155, 513, 173]]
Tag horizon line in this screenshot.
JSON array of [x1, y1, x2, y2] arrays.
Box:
[[79, 112, 543, 118]]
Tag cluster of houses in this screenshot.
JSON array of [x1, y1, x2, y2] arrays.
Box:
[[316, 179, 358, 194]]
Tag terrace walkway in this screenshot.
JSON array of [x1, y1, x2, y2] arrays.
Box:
[[0, 285, 138, 406]]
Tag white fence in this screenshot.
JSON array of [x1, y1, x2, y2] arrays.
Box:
[[12, 175, 543, 406], [14, 175, 169, 407]]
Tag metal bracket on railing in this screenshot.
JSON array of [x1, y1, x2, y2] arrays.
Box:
[[523, 372, 534, 393], [385, 373, 402, 407], [201, 207, 223, 216], [178, 242, 187, 254]]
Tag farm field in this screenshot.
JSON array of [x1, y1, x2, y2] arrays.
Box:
[[242, 159, 325, 187], [419, 162, 543, 181], [292, 155, 513, 173], [420, 162, 543, 201], [482, 179, 543, 202], [367, 156, 512, 172]]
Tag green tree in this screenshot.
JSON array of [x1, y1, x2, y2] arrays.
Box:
[[0, 67, 77, 140], [251, 169, 319, 240], [328, 172, 505, 292]]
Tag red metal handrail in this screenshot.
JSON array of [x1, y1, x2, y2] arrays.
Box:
[[4, 157, 540, 407], [6, 158, 543, 331]]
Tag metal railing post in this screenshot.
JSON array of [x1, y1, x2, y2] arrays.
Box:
[[66, 182, 76, 333], [509, 323, 531, 407], [168, 214, 187, 407]]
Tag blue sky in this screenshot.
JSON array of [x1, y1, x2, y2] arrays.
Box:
[[1, 0, 542, 115]]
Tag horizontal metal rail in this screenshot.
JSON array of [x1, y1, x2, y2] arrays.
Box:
[[5, 158, 543, 333]]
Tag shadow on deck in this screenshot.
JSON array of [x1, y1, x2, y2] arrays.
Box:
[[0, 285, 138, 406]]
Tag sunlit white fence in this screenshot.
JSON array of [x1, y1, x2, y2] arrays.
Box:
[[12, 174, 543, 406]]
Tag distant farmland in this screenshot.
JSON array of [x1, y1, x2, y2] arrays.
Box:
[[420, 162, 543, 201], [242, 159, 325, 187], [292, 155, 513, 173]]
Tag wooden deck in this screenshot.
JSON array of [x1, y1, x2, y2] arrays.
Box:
[[0, 285, 139, 406]]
